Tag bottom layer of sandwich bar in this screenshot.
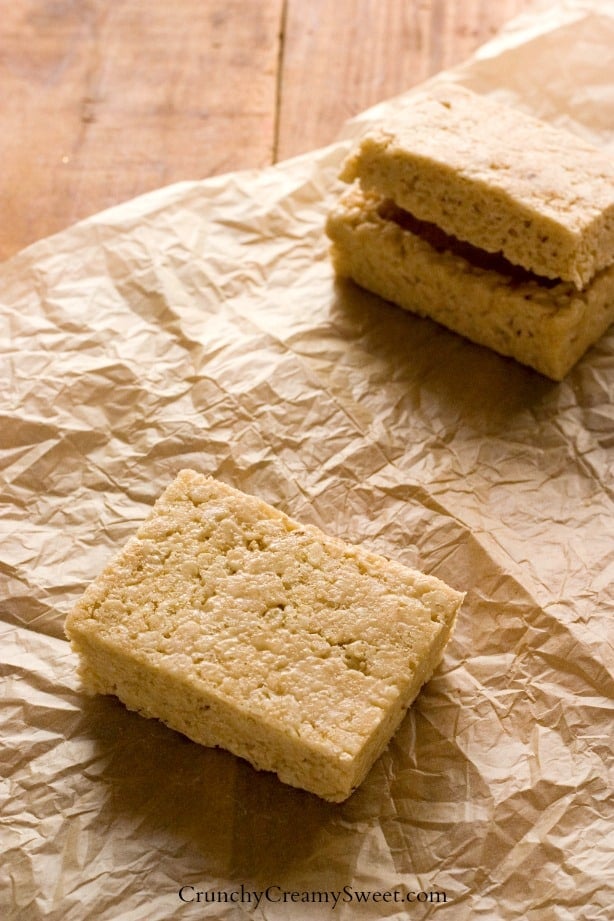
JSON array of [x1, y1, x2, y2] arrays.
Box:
[[65, 469, 463, 802], [326, 186, 614, 380]]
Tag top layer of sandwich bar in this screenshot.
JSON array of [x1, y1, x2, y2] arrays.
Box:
[[339, 84, 614, 289]]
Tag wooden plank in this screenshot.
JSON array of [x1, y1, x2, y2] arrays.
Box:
[[0, 0, 539, 262], [0, 0, 283, 261], [276, 0, 538, 160]]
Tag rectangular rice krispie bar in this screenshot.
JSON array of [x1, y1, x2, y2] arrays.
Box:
[[326, 186, 614, 380], [339, 84, 614, 289], [65, 470, 464, 802]]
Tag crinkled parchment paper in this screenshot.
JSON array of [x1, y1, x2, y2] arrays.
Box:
[[1, 2, 613, 919]]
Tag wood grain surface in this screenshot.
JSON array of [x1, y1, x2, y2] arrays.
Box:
[[0, 0, 536, 261]]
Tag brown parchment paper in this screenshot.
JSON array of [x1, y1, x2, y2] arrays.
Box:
[[1, 2, 613, 919]]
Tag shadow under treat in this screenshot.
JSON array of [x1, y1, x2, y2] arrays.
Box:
[[328, 278, 560, 429], [79, 692, 388, 886]]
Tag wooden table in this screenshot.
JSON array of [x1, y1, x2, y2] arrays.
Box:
[[1, 0, 536, 262]]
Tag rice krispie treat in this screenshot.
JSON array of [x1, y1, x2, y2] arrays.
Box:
[[326, 186, 614, 380], [66, 470, 463, 802], [339, 84, 614, 289]]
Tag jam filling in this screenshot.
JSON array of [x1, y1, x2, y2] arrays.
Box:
[[377, 199, 560, 289]]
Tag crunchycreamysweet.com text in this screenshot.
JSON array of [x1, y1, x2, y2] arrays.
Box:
[[178, 883, 448, 909]]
